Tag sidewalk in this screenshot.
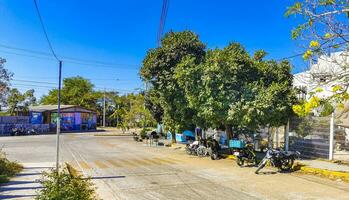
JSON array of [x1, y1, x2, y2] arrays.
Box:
[[295, 159, 349, 182], [0, 162, 53, 200], [300, 159, 349, 172]]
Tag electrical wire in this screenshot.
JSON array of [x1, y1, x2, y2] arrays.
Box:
[[11, 79, 135, 92], [33, 0, 59, 61], [0, 45, 139, 69], [157, 0, 169, 46]]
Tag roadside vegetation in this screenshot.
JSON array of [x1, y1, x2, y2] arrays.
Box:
[[0, 149, 23, 184], [36, 164, 97, 200]]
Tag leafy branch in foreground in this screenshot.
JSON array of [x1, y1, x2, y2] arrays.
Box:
[[36, 165, 97, 200], [0, 149, 23, 184]]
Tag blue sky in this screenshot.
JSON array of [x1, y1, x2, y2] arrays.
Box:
[[0, 0, 308, 98]]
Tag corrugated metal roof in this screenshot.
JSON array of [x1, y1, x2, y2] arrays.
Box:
[[29, 105, 77, 112]]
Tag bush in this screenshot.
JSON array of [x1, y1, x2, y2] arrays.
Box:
[[36, 166, 97, 200], [0, 150, 22, 184], [0, 175, 9, 184], [140, 128, 151, 139]]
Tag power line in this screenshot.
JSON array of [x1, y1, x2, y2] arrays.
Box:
[[0, 44, 140, 69], [157, 0, 169, 46], [33, 0, 59, 61], [11, 79, 135, 92], [12, 79, 57, 85], [13, 75, 137, 82]]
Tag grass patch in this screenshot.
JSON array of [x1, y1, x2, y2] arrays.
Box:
[[0, 150, 23, 184], [36, 164, 98, 200]]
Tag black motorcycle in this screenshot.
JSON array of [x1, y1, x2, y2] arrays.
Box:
[[255, 148, 300, 174], [27, 128, 38, 135], [235, 142, 257, 166], [11, 127, 25, 136], [207, 138, 221, 160]]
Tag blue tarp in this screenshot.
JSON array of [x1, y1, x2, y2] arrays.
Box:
[[167, 130, 195, 143]]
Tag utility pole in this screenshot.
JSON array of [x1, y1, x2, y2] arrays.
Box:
[[116, 104, 119, 127], [143, 82, 148, 130], [103, 88, 106, 127], [285, 120, 290, 151], [55, 60, 62, 171], [329, 112, 335, 160]]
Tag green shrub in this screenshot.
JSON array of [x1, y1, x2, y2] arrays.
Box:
[[0, 175, 9, 184], [36, 167, 97, 200], [140, 128, 151, 139], [0, 150, 22, 183]]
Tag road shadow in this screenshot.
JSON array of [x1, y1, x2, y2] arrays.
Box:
[[23, 166, 51, 170], [0, 180, 38, 186], [0, 186, 43, 192], [0, 194, 37, 199], [256, 171, 278, 175], [90, 175, 126, 180], [15, 172, 42, 177]]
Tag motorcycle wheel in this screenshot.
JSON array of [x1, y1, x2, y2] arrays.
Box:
[[236, 157, 244, 166], [185, 145, 192, 155], [255, 159, 267, 174], [211, 151, 219, 160], [196, 146, 208, 157], [253, 157, 258, 167], [280, 158, 294, 171]]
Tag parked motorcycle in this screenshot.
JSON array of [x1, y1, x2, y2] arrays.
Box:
[[207, 138, 221, 160], [255, 148, 300, 174], [235, 142, 257, 166], [27, 128, 38, 135], [186, 140, 199, 155], [11, 127, 25, 136], [133, 132, 139, 141]]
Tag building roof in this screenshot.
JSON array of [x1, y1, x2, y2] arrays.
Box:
[[29, 105, 96, 113]]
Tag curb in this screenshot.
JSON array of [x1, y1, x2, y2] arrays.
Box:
[[294, 163, 349, 182], [226, 154, 237, 160], [226, 155, 349, 182], [93, 134, 133, 136]]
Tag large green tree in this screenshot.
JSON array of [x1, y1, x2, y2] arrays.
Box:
[[0, 58, 13, 111], [176, 44, 295, 139], [41, 76, 101, 110], [7, 88, 36, 116], [140, 31, 206, 142], [228, 57, 295, 132], [176, 43, 256, 138]]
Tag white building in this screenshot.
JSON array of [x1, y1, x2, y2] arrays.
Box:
[[293, 51, 349, 100]]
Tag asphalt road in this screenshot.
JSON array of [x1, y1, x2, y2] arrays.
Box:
[[1, 132, 349, 200]]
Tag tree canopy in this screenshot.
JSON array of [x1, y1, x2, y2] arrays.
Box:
[[141, 31, 295, 140], [0, 58, 13, 111], [7, 88, 36, 116], [40, 76, 100, 110], [140, 31, 206, 141]]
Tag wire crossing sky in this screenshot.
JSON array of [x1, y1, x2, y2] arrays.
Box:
[[0, 0, 305, 98]]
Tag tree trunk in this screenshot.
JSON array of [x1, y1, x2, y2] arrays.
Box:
[[225, 124, 233, 140], [171, 128, 176, 144], [267, 126, 272, 148]]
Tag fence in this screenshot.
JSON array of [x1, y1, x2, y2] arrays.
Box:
[[0, 124, 50, 135], [0, 116, 29, 124], [287, 115, 349, 161]]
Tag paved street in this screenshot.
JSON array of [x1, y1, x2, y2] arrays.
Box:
[[1, 132, 349, 200]]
